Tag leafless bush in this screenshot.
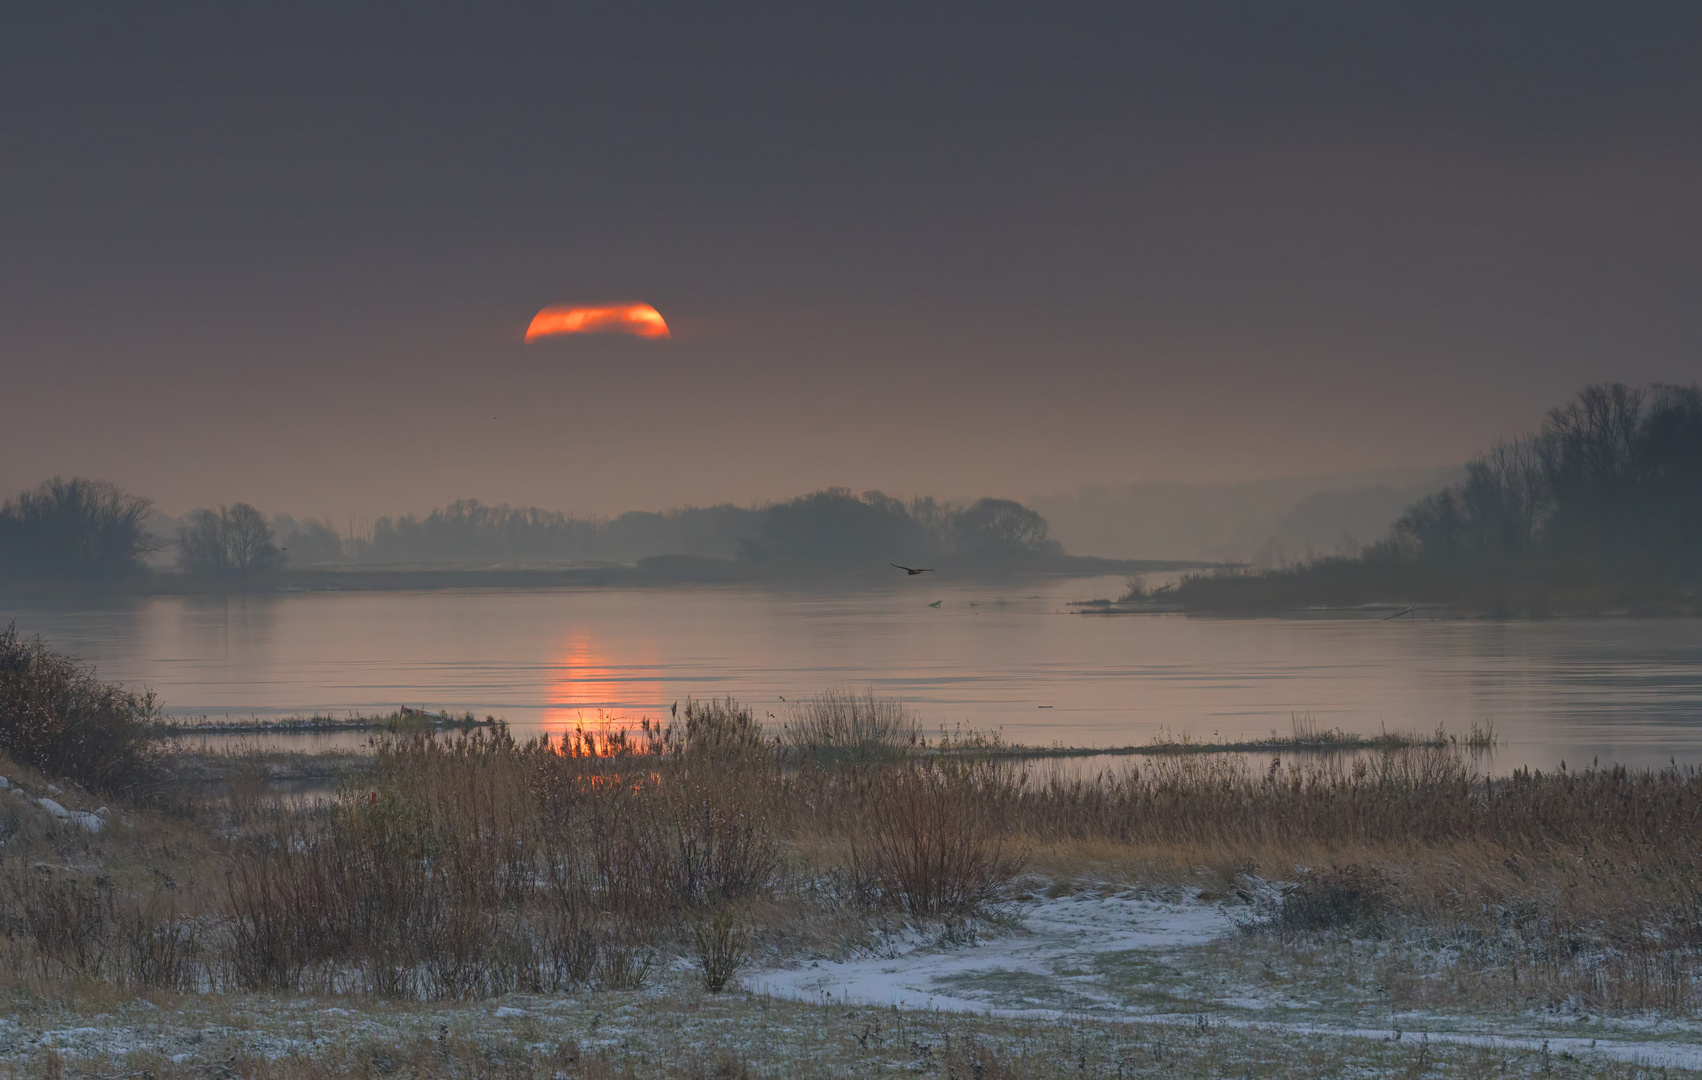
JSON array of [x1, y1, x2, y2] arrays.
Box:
[[11, 689, 1702, 1018], [16, 871, 113, 979], [5, 869, 199, 990], [0, 625, 160, 795], [693, 908, 748, 992], [116, 893, 201, 991], [850, 763, 1021, 917]]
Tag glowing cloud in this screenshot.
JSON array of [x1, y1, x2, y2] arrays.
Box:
[[525, 303, 670, 341]]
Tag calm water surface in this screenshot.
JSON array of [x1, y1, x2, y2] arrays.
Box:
[[6, 575, 1702, 770]]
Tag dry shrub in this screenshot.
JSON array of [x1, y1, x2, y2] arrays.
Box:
[[780, 688, 919, 762], [849, 762, 1020, 916], [14, 871, 113, 979], [11, 684, 1702, 1019], [0, 625, 159, 795], [1277, 864, 1391, 934], [693, 907, 748, 992], [5, 868, 200, 991], [223, 704, 778, 997]]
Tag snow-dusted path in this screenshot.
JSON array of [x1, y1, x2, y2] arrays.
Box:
[[748, 891, 1702, 1071], [750, 892, 1236, 1013]]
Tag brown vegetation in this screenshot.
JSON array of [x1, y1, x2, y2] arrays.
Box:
[[0, 638, 1699, 1068], [4, 712, 1699, 1016], [0, 624, 160, 795]]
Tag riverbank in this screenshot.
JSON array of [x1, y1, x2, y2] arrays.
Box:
[[0, 555, 1222, 598], [4, 714, 1697, 1079], [1144, 562, 1702, 618], [150, 708, 498, 737]]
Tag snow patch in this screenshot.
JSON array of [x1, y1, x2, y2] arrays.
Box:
[[749, 892, 1236, 1012]]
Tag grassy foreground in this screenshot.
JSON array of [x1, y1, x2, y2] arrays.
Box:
[[1, 646, 1700, 1076], [1, 983, 1673, 1079]]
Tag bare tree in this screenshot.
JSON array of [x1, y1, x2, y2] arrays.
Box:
[[178, 503, 284, 576], [1542, 383, 1644, 499], [951, 498, 1059, 559], [0, 477, 162, 580]]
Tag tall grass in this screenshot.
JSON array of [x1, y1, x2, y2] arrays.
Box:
[[7, 870, 202, 991], [222, 701, 780, 997], [3, 690, 1701, 1014], [778, 688, 920, 761]]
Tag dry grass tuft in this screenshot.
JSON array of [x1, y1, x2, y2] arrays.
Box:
[[777, 688, 920, 761]]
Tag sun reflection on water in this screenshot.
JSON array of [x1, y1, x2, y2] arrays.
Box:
[[542, 632, 668, 744]]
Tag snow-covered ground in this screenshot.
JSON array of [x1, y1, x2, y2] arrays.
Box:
[[749, 889, 1702, 1071], [751, 891, 1236, 1013]]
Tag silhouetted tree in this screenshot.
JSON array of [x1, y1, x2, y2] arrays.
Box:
[[1381, 382, 1702, 580], [760, 488, 923, 563], [178, 504, 284, 576], [0, 477, 161, 581], [1630, 385, 1702, 576], [951, 498, 1060, 559], [1539, 383, 1645, 564], [361, 500, 752, 564], [1387, 439, 1547, 565]]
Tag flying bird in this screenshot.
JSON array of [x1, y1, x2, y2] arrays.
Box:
[[892, 564, 934, 575], [928, 600, 942, 608]]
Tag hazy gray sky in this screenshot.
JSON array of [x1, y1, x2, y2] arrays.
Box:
[[5, 4, 1701, 518]]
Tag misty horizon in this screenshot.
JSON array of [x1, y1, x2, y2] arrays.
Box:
[[5, 462, 1458, 567], [9, 7, 1701, 517]]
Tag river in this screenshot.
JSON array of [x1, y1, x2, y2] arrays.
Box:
[[6, 575, 1702, 770]]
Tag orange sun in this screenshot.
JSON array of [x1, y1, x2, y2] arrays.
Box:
[[525, 303, 670, 341]]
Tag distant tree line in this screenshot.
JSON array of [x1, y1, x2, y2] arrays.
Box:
[[0, 481, 290, 581], [1370, 384, 1702, 581], [354, 488, 1059, 567], [1165, 382, 1702, 612], [0, 481, 1061, 582]]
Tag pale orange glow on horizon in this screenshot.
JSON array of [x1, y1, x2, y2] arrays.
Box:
[[525, 303, 670, 341]]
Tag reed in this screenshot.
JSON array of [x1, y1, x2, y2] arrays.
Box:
[[777, 687, 921, 761], [2, 691, 1700, 1019]]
